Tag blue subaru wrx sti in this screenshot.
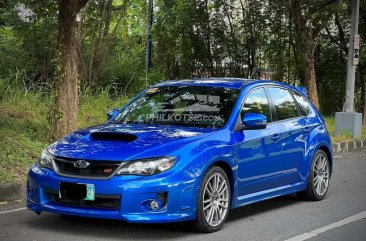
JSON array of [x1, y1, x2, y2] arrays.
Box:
[[27, 78, 332, 232]]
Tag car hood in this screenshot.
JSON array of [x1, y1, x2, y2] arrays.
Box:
[[48, 124, 216, 161]]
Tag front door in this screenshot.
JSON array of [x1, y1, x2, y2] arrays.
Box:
[[235, 87, 284, 197]]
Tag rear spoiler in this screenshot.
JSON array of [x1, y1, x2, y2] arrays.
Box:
[[296, 86, 308, 98]]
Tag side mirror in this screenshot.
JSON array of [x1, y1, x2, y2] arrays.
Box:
[[241, 113, 267, 130], [107, 108, 119, 121]]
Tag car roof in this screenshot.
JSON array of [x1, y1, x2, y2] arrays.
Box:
[[153, 78, 288, 89], [151, 78, 306, 97], [152, 78, 252, 89]]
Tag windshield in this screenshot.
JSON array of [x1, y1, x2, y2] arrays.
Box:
[[113, 86, 240, 128]]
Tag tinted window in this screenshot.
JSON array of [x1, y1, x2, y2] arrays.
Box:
[[292, 91, 310, 115], [113, 86, 240, 128], [268, 87, 299, 120], [242, 88, 272, 122]]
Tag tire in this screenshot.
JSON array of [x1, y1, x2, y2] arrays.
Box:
[[298, 150, 330, 201], [193, 166, 231, 233]]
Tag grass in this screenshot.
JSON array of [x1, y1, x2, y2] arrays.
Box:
[[0, 89, 51, 183], [78, 89, 128, 129], [0, 84, 365, 184], [324, 116, 366, 142], [0, 86, 128, 184]]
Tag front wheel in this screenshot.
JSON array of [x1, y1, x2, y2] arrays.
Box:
[[194, 166, 231, 233], [298, 150, 330, 201]]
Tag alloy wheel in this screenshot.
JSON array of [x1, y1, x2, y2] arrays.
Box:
[[313, 153, 330, 197], [202, 172, 229, 227]]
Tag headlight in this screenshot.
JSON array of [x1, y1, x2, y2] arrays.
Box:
[[116, 157, 176, 176], [37, 149, 54, 169]]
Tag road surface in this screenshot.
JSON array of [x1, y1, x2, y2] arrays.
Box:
[[1, 151, 365, 241]]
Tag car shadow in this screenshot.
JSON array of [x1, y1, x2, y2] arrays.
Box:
[[23, 194, 301, 240]]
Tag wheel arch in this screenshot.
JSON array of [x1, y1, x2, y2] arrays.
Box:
[[200, 159, 238, 209], [192, 160, 234, 232], [209, 161, 235, 196], [317, 145, 333, 176]]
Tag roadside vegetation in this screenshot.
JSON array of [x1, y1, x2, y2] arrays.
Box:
[[0, 81, 128, 183], [324, 117, 366, 143], [1, 80, 365, 184]]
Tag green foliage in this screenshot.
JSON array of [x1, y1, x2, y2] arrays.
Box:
[[0, 79, 129, 183], [1, 0, 365, 116], [0, 81, 51, 183], [79, 88, 128, 128], [0, 0, 57, 89]]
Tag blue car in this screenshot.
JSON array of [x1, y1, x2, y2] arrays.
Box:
[[27, 78, 332, 232]]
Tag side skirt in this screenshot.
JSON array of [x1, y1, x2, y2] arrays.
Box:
[[232, 182, 306, 209]]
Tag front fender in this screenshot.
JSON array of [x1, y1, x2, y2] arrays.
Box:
[[173, 130, 238, 211]]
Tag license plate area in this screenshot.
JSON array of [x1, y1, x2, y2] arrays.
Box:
[[59, 182, 95, 201]]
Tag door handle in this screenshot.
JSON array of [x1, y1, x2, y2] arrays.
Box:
[[271, 133, 281, 142]]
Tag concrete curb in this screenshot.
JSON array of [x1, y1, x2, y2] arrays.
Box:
[[332, 139, 366, 153], [0, 181, 26, 202]]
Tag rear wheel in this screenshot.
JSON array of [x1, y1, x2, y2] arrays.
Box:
[[298, 150, 330, 201], [194, 166, 231, 233]]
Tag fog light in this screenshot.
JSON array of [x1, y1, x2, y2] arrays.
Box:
[[150, 200, 160, 211], [141, 193, 168, 212]]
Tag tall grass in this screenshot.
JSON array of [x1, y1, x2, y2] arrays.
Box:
[[0, 80, 128, 183], [0, 83, 51, 183], [79, 87, 129, 129]]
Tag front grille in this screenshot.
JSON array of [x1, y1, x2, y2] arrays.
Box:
[[54, 157, 121, 178], [45, 189, 121, 209]]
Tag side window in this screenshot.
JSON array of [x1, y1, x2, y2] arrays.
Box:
[[292, 91, 310, 115], [242, 87, 272, 122], [268, 87, 299, 121]]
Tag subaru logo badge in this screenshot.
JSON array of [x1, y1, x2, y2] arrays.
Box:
[[74, 160, 90, 169]]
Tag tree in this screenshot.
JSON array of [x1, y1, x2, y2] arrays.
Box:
[[53, 0, 89, 139], [290, 0, 338, 108], [290, 0, 318, 107], [1, 0, 364, 121], [78, 0, 130, 88]]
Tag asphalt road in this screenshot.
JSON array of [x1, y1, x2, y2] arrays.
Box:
[[1, 151, 365, 241]]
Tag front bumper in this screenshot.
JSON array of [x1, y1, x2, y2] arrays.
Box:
[[27, 165, 197, 223]]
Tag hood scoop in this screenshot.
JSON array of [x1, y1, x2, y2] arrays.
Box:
[[90, 131, 137, 142]]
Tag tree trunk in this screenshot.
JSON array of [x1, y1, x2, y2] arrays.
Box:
[[290, 0, 320, 108], [53, 0, 88, 140]]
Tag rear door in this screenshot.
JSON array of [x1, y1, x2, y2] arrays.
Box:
[[291, 90, 322, 180], [267, 87, 306, 185]]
